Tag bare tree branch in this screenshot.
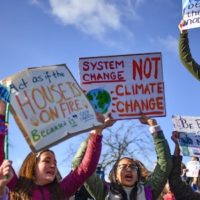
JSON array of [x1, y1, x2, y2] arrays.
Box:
[[100, 120, 156, 175]]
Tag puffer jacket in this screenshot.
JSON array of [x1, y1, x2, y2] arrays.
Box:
[[179, 32, 200, 81]]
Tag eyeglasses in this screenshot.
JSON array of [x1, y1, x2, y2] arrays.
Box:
[[117, 164, 138, 171]]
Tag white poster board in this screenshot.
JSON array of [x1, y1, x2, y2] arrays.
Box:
[[172, 115, 200, 157], [1, 64, 101, 152], [186, 160, 200, 177], [182, 0, 200, 30], [79, 52, 166, 119]]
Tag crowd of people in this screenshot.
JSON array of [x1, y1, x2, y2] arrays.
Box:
[[0, 19, 199, 200]]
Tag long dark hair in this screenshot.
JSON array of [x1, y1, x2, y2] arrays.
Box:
[[108, 157, 149, 200]]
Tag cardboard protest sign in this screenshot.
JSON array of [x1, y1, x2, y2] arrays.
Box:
[[182, 0, 200, 30], [186, 160, 200, 177], [1, 64, 101, 152], [79, 52, 166, 119], [172, 115, 200, 157]]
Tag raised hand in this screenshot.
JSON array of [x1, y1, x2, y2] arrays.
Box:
[[139, 113, 157, 127], [171, 131, 181, 156], [178, 20, 187, 34], [171, 131, 180, 144], [0, 160, 13, 188], [93, 113, 116, 135]]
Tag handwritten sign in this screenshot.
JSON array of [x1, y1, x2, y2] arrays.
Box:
[[172, 115, 200, 134], [182, 0, 200, 30], [1, 64, 101, 152], [172, 115, 200, 157], [186, 160, 200, 177], [79, 52, 166, 119]]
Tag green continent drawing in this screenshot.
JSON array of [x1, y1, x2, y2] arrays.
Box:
[[87, 88, 111, 114]]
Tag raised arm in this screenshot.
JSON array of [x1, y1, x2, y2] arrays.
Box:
[[140, 115, 172, 200], [169, 131, 200, 200], [60, 113, 115, 199], [178, 20, 200, 81], [71, 113, 115, 200], [71, 133, 105, 200], [60, 129, 102, 198], [72, 113, 115, 169]]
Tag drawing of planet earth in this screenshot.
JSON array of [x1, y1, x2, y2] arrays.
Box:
[[86, 88, 111, 114]]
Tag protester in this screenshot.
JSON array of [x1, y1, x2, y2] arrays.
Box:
[[0, 160, 13, 200], [178, 20, 200, 81], [72, 114, 172, 200], [0, 87, 115, 200], [169, 131, 200, 200]]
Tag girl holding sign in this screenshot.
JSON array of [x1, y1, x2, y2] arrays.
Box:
[[169, 131, 200, 200], [178, 20, 200, 81], [72, 114, 172, 200], [0, 84, 115, 200]]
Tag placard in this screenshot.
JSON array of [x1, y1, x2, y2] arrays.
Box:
[[1, 64, 101, 152], [79, 52, 166, 119], [182, 0, 200, 30], [186, 160, 200, 177], [172, 115, 200, 157]]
